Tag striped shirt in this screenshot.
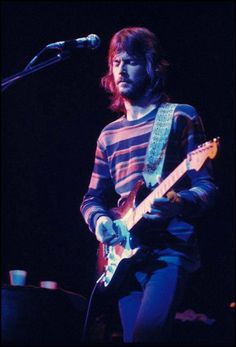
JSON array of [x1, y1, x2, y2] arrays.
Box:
[[80, 103, 218, 271]]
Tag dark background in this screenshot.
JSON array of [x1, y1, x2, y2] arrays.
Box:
[[1, 0, 235, 326]]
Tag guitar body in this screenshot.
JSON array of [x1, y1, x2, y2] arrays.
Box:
[[96, 138, 219, 292], [97, 179, 146, 292]]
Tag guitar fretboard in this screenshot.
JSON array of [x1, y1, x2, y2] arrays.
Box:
[[125, 159, 187, 231]]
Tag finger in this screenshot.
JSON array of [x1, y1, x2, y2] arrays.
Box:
[[143, 212, 162, 220], [148, 207, 166, 214], [153, 197, 169, 205], [166, 190, 177, 201], [103, 233, 117, 244], [108, 237, 121, 246], [108, 234, 126, 246]]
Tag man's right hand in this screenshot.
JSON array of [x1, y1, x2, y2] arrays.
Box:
[[95, 216, 117, 245]]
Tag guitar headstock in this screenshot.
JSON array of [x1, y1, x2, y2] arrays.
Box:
[[187, 137, 220, 171]]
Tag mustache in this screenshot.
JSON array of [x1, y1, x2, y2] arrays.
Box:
[[117, 78, 132, 84]]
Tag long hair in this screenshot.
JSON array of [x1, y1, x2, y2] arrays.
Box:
[[101, 27, 170, 114]]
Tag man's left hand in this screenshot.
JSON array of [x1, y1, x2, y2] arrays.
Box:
[[143, 190, 183, 221]]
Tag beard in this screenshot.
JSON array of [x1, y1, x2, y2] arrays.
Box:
[[117, 76, 151, 101]]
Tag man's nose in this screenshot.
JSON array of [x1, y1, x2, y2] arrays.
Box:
[[119, 62, 127, 74]]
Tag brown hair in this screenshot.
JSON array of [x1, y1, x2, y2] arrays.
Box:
[[101, 27, 170, 113]]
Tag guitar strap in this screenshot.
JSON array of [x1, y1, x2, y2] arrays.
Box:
[[143, 102, 178, 188]]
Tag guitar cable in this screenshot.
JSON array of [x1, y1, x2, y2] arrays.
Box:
[[81, 273, 105, 343]]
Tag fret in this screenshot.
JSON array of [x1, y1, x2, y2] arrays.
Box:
[[125, 159, 188, 230]]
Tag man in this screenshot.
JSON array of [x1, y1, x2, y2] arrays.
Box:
[[80, 27, 217, 343]]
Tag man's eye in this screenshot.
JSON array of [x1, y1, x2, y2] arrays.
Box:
[[113, 60, 120, 66], [129, 60, 138, 65]]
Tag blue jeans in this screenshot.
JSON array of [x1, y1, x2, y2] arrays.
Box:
[[118, 256, 189, 343]]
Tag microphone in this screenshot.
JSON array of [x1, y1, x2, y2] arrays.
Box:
[[46, 34, 101, 50]]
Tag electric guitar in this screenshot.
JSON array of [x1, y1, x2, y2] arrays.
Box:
[[97, 138, 219, 291]]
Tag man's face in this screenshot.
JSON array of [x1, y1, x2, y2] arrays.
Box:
[[112, 51, 150, 100]]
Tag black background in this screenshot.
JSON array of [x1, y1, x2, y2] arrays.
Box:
[[1, 0, 235, 322]]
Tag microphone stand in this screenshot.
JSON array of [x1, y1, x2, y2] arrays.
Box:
[[1, 48, 71, 92]]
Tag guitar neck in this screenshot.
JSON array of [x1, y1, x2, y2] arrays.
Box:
[[125, 159, 187, 231]]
